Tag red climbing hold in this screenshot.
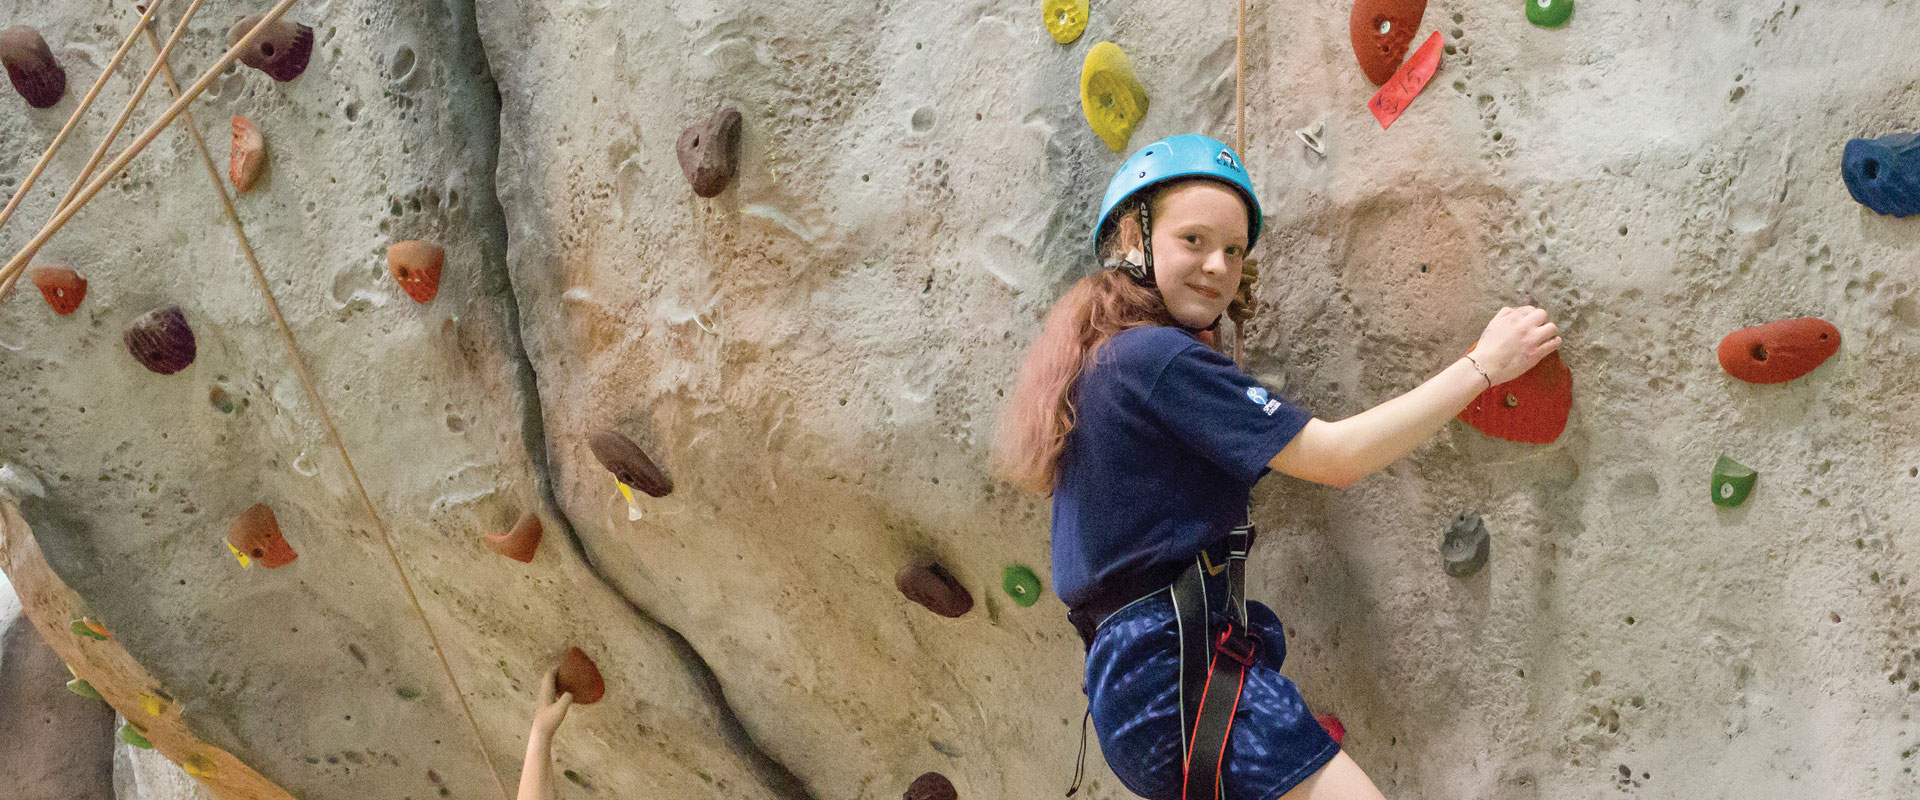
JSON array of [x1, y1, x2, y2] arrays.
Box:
[[484, 512, 544, 563], [904, 772, 957, 800], [555, 647, 605, 705], [1457, 349, 1572, 444], [895, 561, 973, 618], [1717, 318, 1840, 384], [124, 306, 196, 375], [226, 15, 314, 82], [387, 241, 443, 304], [28, 265, 86, 315], [1350, 0, 1428, 85], [677, 107, 743, 198], [1315, 712, 1346, 744], [1, 26, 66, 108], [587, 430, 674, 498], [228, 503, 298, 568]]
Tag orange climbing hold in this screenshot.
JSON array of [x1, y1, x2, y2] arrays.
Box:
[[227, 503, 298, 568], [1717, 318, 1840, 384], [230, 116, 265, 193], [555, 647, 605, 705], [484, 512, 544, 563], [1457, 349, 1572, 444], [1350, 0, 1428, 85], [28, 265, 86, 315], [387, 240, 444, 303]]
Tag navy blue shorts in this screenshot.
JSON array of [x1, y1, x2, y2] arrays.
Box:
[[1084, 592, 1339, 800]]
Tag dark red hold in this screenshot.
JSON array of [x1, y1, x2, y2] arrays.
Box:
[[555, 647, 605, 705], [1717, 318, 1841, 384], [125, 306, 197, 375], [587, 430, 673, 497], [226, 15, 314, 82], [677, 107, 743, 198], [1, 26, 66, 108], [904, 772, 957, 800], [895, 561, 973, 618]]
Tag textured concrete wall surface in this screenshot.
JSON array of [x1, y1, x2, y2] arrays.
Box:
[[2, 1, 1918, 799]]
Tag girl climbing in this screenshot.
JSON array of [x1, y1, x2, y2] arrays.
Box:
[[991, 134, 1560, 800]]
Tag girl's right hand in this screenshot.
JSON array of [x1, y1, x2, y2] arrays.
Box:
[[531, 667, 574, 738], [1469, 305, 1561, 385]]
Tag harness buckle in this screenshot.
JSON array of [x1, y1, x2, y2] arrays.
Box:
[[1214, 624, 1260, 668]]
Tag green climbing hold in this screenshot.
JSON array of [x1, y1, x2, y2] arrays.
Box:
[[118, 723, 154, 749], [67, 677, 103, 700], [1002, 565, 1042, 607], [397, 687, 422, 700], [1526, 0, 1572, 28], [1711, 456, 1757, 508]]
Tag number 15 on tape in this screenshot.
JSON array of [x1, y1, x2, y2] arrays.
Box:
[[1368, 31, 1445, 130]]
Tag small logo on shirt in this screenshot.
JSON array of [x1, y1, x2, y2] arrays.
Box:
[[1246, 386, 1268, 405], [1263, 399, 1281, 416]]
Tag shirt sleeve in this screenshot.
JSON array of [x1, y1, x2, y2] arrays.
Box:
[[1145, 342, 1314, 486]]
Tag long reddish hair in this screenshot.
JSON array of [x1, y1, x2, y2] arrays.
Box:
[[990, 202, 1185, 496]]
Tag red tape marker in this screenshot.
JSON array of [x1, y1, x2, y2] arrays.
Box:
[[1368, 31, 1445, 130]]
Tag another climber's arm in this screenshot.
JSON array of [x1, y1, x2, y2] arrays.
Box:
[[516, 668, 574, 800]]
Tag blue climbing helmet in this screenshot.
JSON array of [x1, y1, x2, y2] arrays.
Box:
[[1092, 134, 1263, 275]]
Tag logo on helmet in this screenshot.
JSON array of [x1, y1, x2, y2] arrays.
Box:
[[1216, 149, 1242, 172]]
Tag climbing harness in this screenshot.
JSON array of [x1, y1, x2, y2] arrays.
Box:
[[1065, 511, 1259, 799]]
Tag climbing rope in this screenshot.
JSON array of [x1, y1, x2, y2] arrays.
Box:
[[0, 4, 512, 798]]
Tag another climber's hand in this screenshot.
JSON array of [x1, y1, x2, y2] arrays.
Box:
[[1226, 257, 1258, 325], [1469, 305, 1561, 385], [531, 667, 574, 739]]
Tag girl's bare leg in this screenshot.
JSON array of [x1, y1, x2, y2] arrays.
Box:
[[1277, 751, 1387, 800]]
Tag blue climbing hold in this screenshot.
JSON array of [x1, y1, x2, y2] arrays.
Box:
[[1842, 133, 1920, 218]]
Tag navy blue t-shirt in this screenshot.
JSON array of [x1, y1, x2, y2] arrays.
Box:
[[1050, 325, 1314, 609]]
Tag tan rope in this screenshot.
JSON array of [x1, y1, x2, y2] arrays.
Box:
[[129, 20, 511, 800], [0, 0, 171, 241], [0, 0, 302, 301]]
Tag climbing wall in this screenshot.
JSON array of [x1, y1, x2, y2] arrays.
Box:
[[3, 1, 1919, 799]]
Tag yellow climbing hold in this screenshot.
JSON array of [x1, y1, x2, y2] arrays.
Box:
[[182, 753, 218, 778], [1044, 0, 1089, 44], [1080, 42, 1150, 152], [617, 479, 643, 521], [139, 692, 166, 717], [225, 539, 252, 567]]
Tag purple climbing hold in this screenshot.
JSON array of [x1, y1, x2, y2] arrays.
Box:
[[904, 772, 957, 800], [125, 306, 196, 375], [1843, 133, 1920, 218], [895, 561, 973, 618]]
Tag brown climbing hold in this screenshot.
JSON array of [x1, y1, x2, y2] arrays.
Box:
[[124, 306, 197, 375], [226, 15, 314, 82], [554, 647, 605, 705], [387, 240, 444, 304], [230, 116, 266, 193], [587, 430, 673, 498], [1349, 0, 1428, 85], [895, 561, 973, 618], [1717, 318, 1841, 384], [904, 772, 957, 800], [227, 503, 298, 568], [676, 107, 742, 198], [1, 26, 66, 108], [28, 265, 86, 315], [484, 512, 544, 563]]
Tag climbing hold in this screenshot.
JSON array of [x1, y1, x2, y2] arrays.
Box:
[[387, 240, 444, 304], [1314, 712, 1347, 744], [72, 617, 109, 641], [1043, 0, 1089, 44], [1843, 133, 1920, 217], [226, 15, 314, 82], [1710, 455, 1757, 508], [676, 107, 743, 198], [1525, 0, 1573, 28], [484, 511, 544, 563], [895, 561, 974, 618], [67, 678, 103, 700], [1457, 350, 1572, 444], [182, 754, 218, 778], [139, 692, 166, 717], [1441, 511, 1489, 577], [1, 26, 66, 108], [904, 772, 958, 800], [227, 503, 298, 569], [28, 265, 86, 315], [118, 723, 154, 749], [1296, 125, 1327, 157], [397, 686, 422, 700], [1001, 564, 1042, 607], [1079, 41, 1150, 152], [1350, 0, 1428, 85], [588, 430, 673, 498], [554, 647, 605, 705], [230, 116, 266, 193], [1717, 318, 1841, 384], [124, 306, 197, 375]]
